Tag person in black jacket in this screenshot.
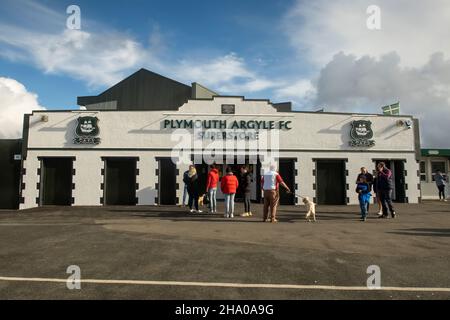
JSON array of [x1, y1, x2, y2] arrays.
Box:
[[239, 166, 253, 217], [376, 162, 396, 219], [184, 165, 202, 213]]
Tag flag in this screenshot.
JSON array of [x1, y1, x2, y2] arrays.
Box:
[[382, 102, 400, 115]]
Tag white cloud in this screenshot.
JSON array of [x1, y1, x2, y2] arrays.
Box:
[[0, 1, 275, 93], [0, 0, 151, 88], [273, 79, 317, 108], [172, 53, 276, 94], [282, 0, 450, 147], [0, 26, 151, 88], [284, 0, 450, 67], [0, 77, 45, 138], [315, 52, 450, 148], [0, 24, 275, 95]]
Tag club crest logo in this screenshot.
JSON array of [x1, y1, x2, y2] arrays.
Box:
[[349, 120, 375, 147], [73, 116, 100, 144]]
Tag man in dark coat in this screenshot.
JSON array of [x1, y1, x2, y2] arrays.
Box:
[[239, 166, 253, 217], [376, 162, 396, 219]]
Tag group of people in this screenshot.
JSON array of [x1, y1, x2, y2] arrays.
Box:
[[355, 162, 397, 222], [182, 161, 447, 224], [182, 164, 290, 223]]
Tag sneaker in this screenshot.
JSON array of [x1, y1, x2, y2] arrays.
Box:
[[189, 209, 195, 213], [391, 212, 396, 219], [197, 210, 203, 213], [444, 199, 448, 202], [271, 218, 278, 223], [240, 212, 250, 217], [377, 211, 383, 216], [248, 212, 253, 217], [230, 214, 234, 218]]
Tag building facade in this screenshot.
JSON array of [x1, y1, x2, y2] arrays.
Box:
[[16, 69, 421, 210], [18, 69, 422, 209]]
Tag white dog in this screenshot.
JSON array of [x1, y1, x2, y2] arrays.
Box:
[[302, 197, 316, 222]]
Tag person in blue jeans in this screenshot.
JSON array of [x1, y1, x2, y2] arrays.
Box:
[[356, 175, 372, 222], [181, 169, 189, 206]]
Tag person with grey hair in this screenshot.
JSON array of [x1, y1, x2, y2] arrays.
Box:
[[261, 164, 291, 223]]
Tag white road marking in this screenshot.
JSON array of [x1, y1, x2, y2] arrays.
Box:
[[0, 276, 449, 292], [0, 223, 81, 226]]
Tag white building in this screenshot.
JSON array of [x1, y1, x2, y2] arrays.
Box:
[[18, 69, 421, 209]]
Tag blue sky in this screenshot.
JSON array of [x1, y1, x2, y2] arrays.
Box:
[[1, 0, 450, 147], [0, 0, 302, 108]]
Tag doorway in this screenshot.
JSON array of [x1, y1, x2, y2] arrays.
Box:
[[158, 158, 177, 205], [278, 159, 296, 205], [40, 157, 73, 206], [0, 140, 21, 209], [193, 156, 260, 201], [316, 159, 346, 205], [104, 158, 137, 205], [224, 162, 257, 201]]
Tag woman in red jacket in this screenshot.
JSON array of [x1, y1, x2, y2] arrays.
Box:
[[206, 164, 219, 213], [220, 166, 239, 218]]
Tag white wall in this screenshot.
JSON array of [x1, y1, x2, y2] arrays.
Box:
[[26, 97, 416, 152]]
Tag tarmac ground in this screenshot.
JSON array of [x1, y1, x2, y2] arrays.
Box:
[[0, 200, 449, 299]]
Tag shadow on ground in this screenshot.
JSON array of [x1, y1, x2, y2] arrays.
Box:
[[388, 228, 450, 237]]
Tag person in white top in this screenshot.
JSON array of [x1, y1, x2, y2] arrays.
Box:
[[261, 164, 291, 223]]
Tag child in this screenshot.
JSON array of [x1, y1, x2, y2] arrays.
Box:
[[356, 176, 372, 222]]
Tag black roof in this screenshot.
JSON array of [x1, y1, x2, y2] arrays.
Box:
[[77, 68, 192, 111]]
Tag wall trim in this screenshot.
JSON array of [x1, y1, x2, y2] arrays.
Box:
[[26, 147, 417, 154]]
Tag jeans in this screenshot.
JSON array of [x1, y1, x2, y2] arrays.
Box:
[[380, 189, 395, 217], [208, 188, 217, 212], [182, 184, 188, 205], [244, 193, 251, 213], [224, 193, 235, 216], [359, 199, 369, 219], [188, 192, 199, 211], [438, 185, 446, 199]]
